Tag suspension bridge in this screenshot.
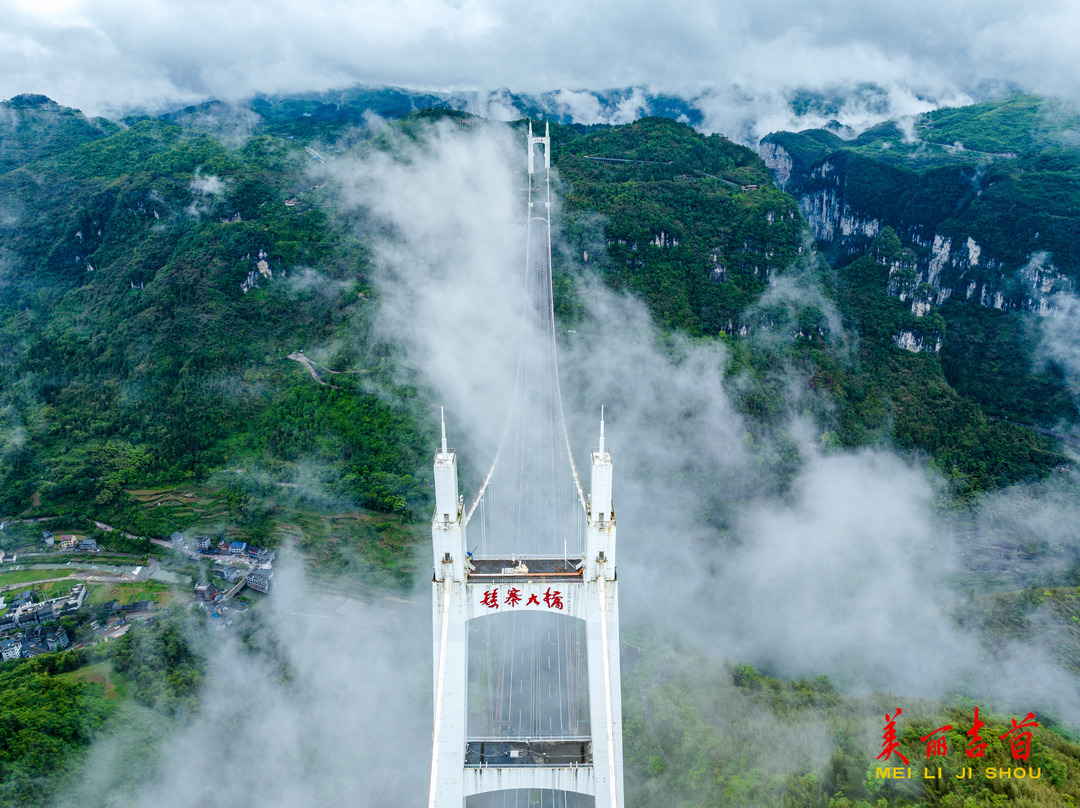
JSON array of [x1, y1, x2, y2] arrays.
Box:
[[427, 123, 624, 808]]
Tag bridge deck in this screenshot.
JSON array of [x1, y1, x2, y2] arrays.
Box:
[[465, 739, 592, 767], [469, 558, 583, 580]]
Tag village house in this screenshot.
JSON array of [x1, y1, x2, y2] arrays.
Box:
[[15, 603, 50, 625], [45, 628, 69, 651], [194, 582, 218, 601], [246, 569, 272, 593], [0, 638, 20, 661], [119, 600, 153, 614]]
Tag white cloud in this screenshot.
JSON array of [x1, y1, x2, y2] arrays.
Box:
[[59, 562, 433, 807], [1, 0, 1078, 135], [1040, 291, 1080, 391], [190, 174, 224, 196]]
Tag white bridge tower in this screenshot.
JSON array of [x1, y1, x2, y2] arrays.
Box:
[[428, 124, 624, 808]]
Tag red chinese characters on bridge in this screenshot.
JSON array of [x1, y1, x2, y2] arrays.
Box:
[[480, 587, 564, 610], [543, 588, 564, 609]]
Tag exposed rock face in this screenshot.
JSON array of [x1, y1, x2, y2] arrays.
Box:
[[793, 160, 882, 243], [927, 235, 951, 286], [256, 249, 272, 278], [966, 237, 980, 267], [911, 243, 1069, 315], [884, 238, 1069, 319], [758, 142, 792, 189], [766, 150, 1072, 319], [241, 249, 275, 293], [799, 189, 881, 242], [895, 330, 943, 353], [650, 231, 679, 248]]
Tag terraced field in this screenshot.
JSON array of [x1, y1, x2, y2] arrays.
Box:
[[125, 486, 231, 527]]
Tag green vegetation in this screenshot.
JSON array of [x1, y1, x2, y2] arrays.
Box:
[[56, 661, 121, 701], [0, 607, 205, 807], [85, 580, 175, 607], [120, 479, 422, 588], [0, 568, 74, 588], [3, 93, 1072, 539], [555, 117, 802, 336], [919, 94, 1080, 156], [959, 586, 1080, 677], [107, 611, 204, 713], [763, 94, 1080, 272], [0, 654, 114, 808], [0, 103, 434, 552], [0, 95, 119, 175], [550, 118, 1069, 497], [1, 89, 1079, 808], [759, 95, 1080, 494], [939, 301, 1076, 426], [823, 249, 1064, 497], [15, 580, 78, 600]]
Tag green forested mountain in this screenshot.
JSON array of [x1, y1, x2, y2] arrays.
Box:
[[0, 110, 432, 526], [2, 96, 1072, 526], [554, 117, 802, 335], [761, 95, 1080, 431], [552, 116, 1069, 496], [0, 95, 119, 175]]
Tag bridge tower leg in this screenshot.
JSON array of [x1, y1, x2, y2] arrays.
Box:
[[584, 415, 624, 808], [429, 412, 469, 808]]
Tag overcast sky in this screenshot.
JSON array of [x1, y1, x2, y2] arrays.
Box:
[[3, 0, 1079, 132]]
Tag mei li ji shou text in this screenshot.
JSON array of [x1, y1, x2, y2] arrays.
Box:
[[874, 706, 1045, 780]]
